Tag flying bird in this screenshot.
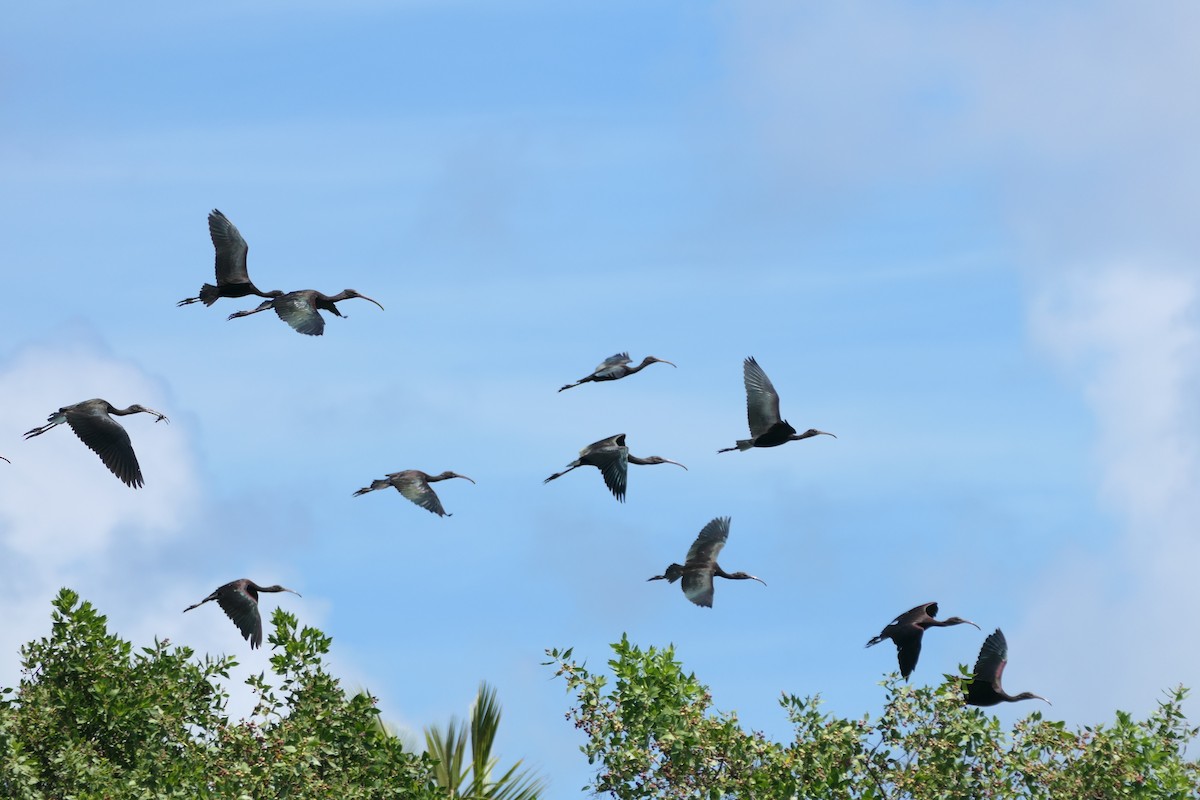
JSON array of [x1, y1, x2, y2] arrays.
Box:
[[352, 469, 475, 516], [23, 399, 169, 488], [718, 356, 834, 453], [648, 516, 765, 607], [228, 289, 384, 336], [965, 628, 1050, 706], [178, 209, 284, 307], [183, 578, 300, 649], [865, 602, 979, 679], [558, 353, 675, 392], [543, 433, 686, 502]]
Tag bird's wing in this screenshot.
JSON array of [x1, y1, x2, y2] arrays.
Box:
[[64, 407, 143, 488], [595, 446, 629, 501], [681, 571, 715, 607], [581, 434, 625, 455], [743, 357, 783, 438], [892, 602, 936, 627], [972, 628, 1008, 688], [216, 584, 264, 648], [896, 633, 923, 678], [208, 210, 251, 285], [396, 476, 448, 516], [593, 353, 631, 377], [685, 516, 730, 565], [273, 293, 325, 336]]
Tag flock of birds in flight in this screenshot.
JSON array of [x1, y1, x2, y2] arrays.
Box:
[[8, 209, 1049, 707]]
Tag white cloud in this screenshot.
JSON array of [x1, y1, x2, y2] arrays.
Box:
[[1025, 266, 1200, 714]]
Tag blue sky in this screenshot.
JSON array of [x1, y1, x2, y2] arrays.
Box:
[[3, 1, 1199, 795]]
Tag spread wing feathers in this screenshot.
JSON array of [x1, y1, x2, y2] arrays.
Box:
[[217, 587, 264, 649], [896, 637, 922, 678], [681, 572, 716, 607], [743, 357, 783, 438], [274, 293, 324, 336], [394, 475, 448, 516], [208, 209, 251, 285], [596, 447, 630, 501], [685, 516, 730, 565], [973, 628, 1008, 686], [594, 352, 632, 377], [582, 434, 625, 455], [65, 409, 143, 488]]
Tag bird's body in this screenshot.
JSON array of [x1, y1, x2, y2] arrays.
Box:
[[183, 578, 300, 649], [23, 399, 169, 488], [865, 602, 979, 679], [648, 517, 765, 607], [718, 356, 834, 453], [558, 353, 675, 392], [228, 288, 384, 336], [178, 209, 283, 307], [965, 628, 1050, 706], [353, 469, 475, 516], [543, 433, 686, 502]]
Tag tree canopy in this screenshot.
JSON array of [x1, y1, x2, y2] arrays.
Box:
[[0, 588, 437, 800], [547, 636, 1200, 799]]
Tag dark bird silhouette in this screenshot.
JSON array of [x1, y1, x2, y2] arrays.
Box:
[[23, 399, 169, 488], [353, 469, 475, 516], [558, 353, 675, 392], [178, 209, 284, 307], [228, 289, 384, 336], [648, 516, 765, 607], [718, 356, 834, 453], [866, 602, 980, 679], [965, 628, 1050, 706], [183, 578, 300, 649], [543, 433, 686, 502]]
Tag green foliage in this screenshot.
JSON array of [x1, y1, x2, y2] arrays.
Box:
[[546, 636, 1200, 799], [0, 588, 437, 799], [423, 680, 546, 800]]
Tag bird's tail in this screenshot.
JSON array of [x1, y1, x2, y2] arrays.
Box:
[[199, 284, 221, 306], [352, 480, 390, 497]]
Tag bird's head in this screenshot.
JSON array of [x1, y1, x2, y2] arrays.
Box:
[[439, 471, 476, 484], [801, 429, 836, 439], [644, 356, 676, 368], [729, 571, 766, 586], [339, 289, 385, 310], [1015, 692, 1051, 705], [646, 456, 687, 470], [944, 616, 981, 630], [130, 405, 170, 424], [261, 585, 302, 597]]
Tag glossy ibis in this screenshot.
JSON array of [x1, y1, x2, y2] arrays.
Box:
[[558, 353, 675, 392], [648, 516, 765, 607], [866, 602, 979, 679], [353, 470, 475, 516], [183, 578, 300, 649], [543, 433, 686, 502], [178, 210, 284, 307], [965, 628, 1050, 706], [23, 399, 169, 488], [228, 289, 384, 336], [718, 356, 834, 453]]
